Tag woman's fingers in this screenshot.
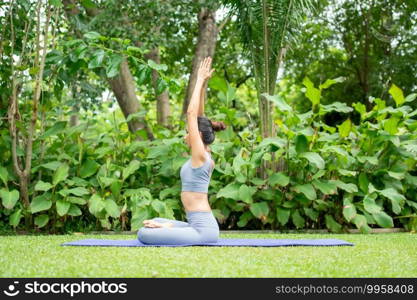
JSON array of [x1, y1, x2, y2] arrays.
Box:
[[198, 56, 213, 78], [205, 56, 211, 68], [201, 56, 211, 69]]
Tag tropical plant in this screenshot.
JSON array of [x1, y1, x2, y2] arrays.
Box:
[[220, 0, 316, 177]]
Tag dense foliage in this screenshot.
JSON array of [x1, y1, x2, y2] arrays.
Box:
[[0, 0, 416, 233]]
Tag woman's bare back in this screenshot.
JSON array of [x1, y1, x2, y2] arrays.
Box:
[[181, 158, 214, 212]]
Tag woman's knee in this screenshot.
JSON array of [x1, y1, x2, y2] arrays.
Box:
[[200, 227, 219, 243], [137, 227, 152, 243]]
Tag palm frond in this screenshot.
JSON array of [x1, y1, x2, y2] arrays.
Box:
[[221, 0, 316, 92]]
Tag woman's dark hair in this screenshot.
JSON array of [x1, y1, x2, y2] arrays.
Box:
[[197, 116, 227, 145]]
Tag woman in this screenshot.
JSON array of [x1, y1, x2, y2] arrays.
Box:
[[137, 56, 227, 245]]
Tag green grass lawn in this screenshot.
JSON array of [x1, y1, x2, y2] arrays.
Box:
[[0, 233, 416, 277]]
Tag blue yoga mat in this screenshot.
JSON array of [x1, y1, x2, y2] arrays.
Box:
[[61, 238, 354, 247]]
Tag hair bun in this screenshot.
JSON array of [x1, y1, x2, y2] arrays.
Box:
[[211, 121, 227, 132]]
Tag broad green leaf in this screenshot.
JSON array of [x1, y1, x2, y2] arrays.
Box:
[[331, 180, 358, 193], [68, 204, 82, 216], [106, 54, 124, 78], [320, 102, 353, 114], [237, 211, 252, 227], [0, 166, 8, 186], [9, 209, 22, 227], [238, 184, 256, 203], [80, 159, 100, 178], [372, 211, 393, 228], [105, 199, 121, 218], [151, 199, 166, 214], [379, 188, 405, 214], [110, 180, 122, 198], [88, 49, 105, 69], [67, 196, 87, 205], [268, 172, 290, 187], [208, 75, 228, 93], [156, 78, 168, 95], [58, 188, 70, 197], [67, 187, 89, 196], [34, 214, 49, 228], [217, 183, 240, 200], [299, 152, 325, 169], [249, 202, 270, 219], [53, 163, 69, 186], [126, 46, 144, 54], [387, 171, 405, 180], [302, 77, 321, 106], [40, 121, 67, 139], [34, 181, 53, 192], [338, 169, 357, 177], [56, 199, 71, 216], [131, 208, 150, 230], [88, 194, 105, 216], [312, 180, 337, 195], [41, 161, 61, 171], [342, 201, 357, 222], [123, 160, 140, 180], [295, 134, 309, 154], [147, 59, 168, 71], [137, 66, 151, 85], [352, 214, 371, 233], [303, 207, 319, 221], [405, 93, 417, 103], [312, 169, 326, 180], [262, 94, 292, 112], [363, 193, 382, 214], [353, 102, 367, 118], [257, 189, 277, 201], [319, 77, 345, 90], [98, 176, 117, 188], [405, 173, 417, 186], [358, 173, 369, 193], [389, 84, 404, 107], [276, 207, 290, 225], [357, 156, 378, 166], [291, 210, 305, 228], [321, 145, 349, 158], [30, 193, 52, 213], [0, 189, 20, 210], [325, 214, 342, 232], [384, 117, 399, 135], [83, 31, 101, 40], [337, 119, 351, 138], [293, 184, 316, 200]]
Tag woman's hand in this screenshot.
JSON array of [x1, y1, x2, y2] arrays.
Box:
[[197, 56, 215, 82]]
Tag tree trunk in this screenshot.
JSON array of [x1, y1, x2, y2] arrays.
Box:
[[63, 0, 154, 140], [107, 59, 154, 139], [69, 105, 79, 127], [7, 2, 52, 229], [182, 7, 218, 118], [69, 85, 80, 127], [144, 46, 172, 129]]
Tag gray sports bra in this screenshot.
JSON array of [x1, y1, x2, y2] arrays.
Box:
[[180, 151, 214, 193]]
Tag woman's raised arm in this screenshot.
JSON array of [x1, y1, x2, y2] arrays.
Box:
[[187, 57, 215, 115]]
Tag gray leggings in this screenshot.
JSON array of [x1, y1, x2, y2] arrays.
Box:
[[137, 211, 219, 245]]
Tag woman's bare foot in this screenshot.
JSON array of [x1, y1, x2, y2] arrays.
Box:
[[143, 219, 173, 228]]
